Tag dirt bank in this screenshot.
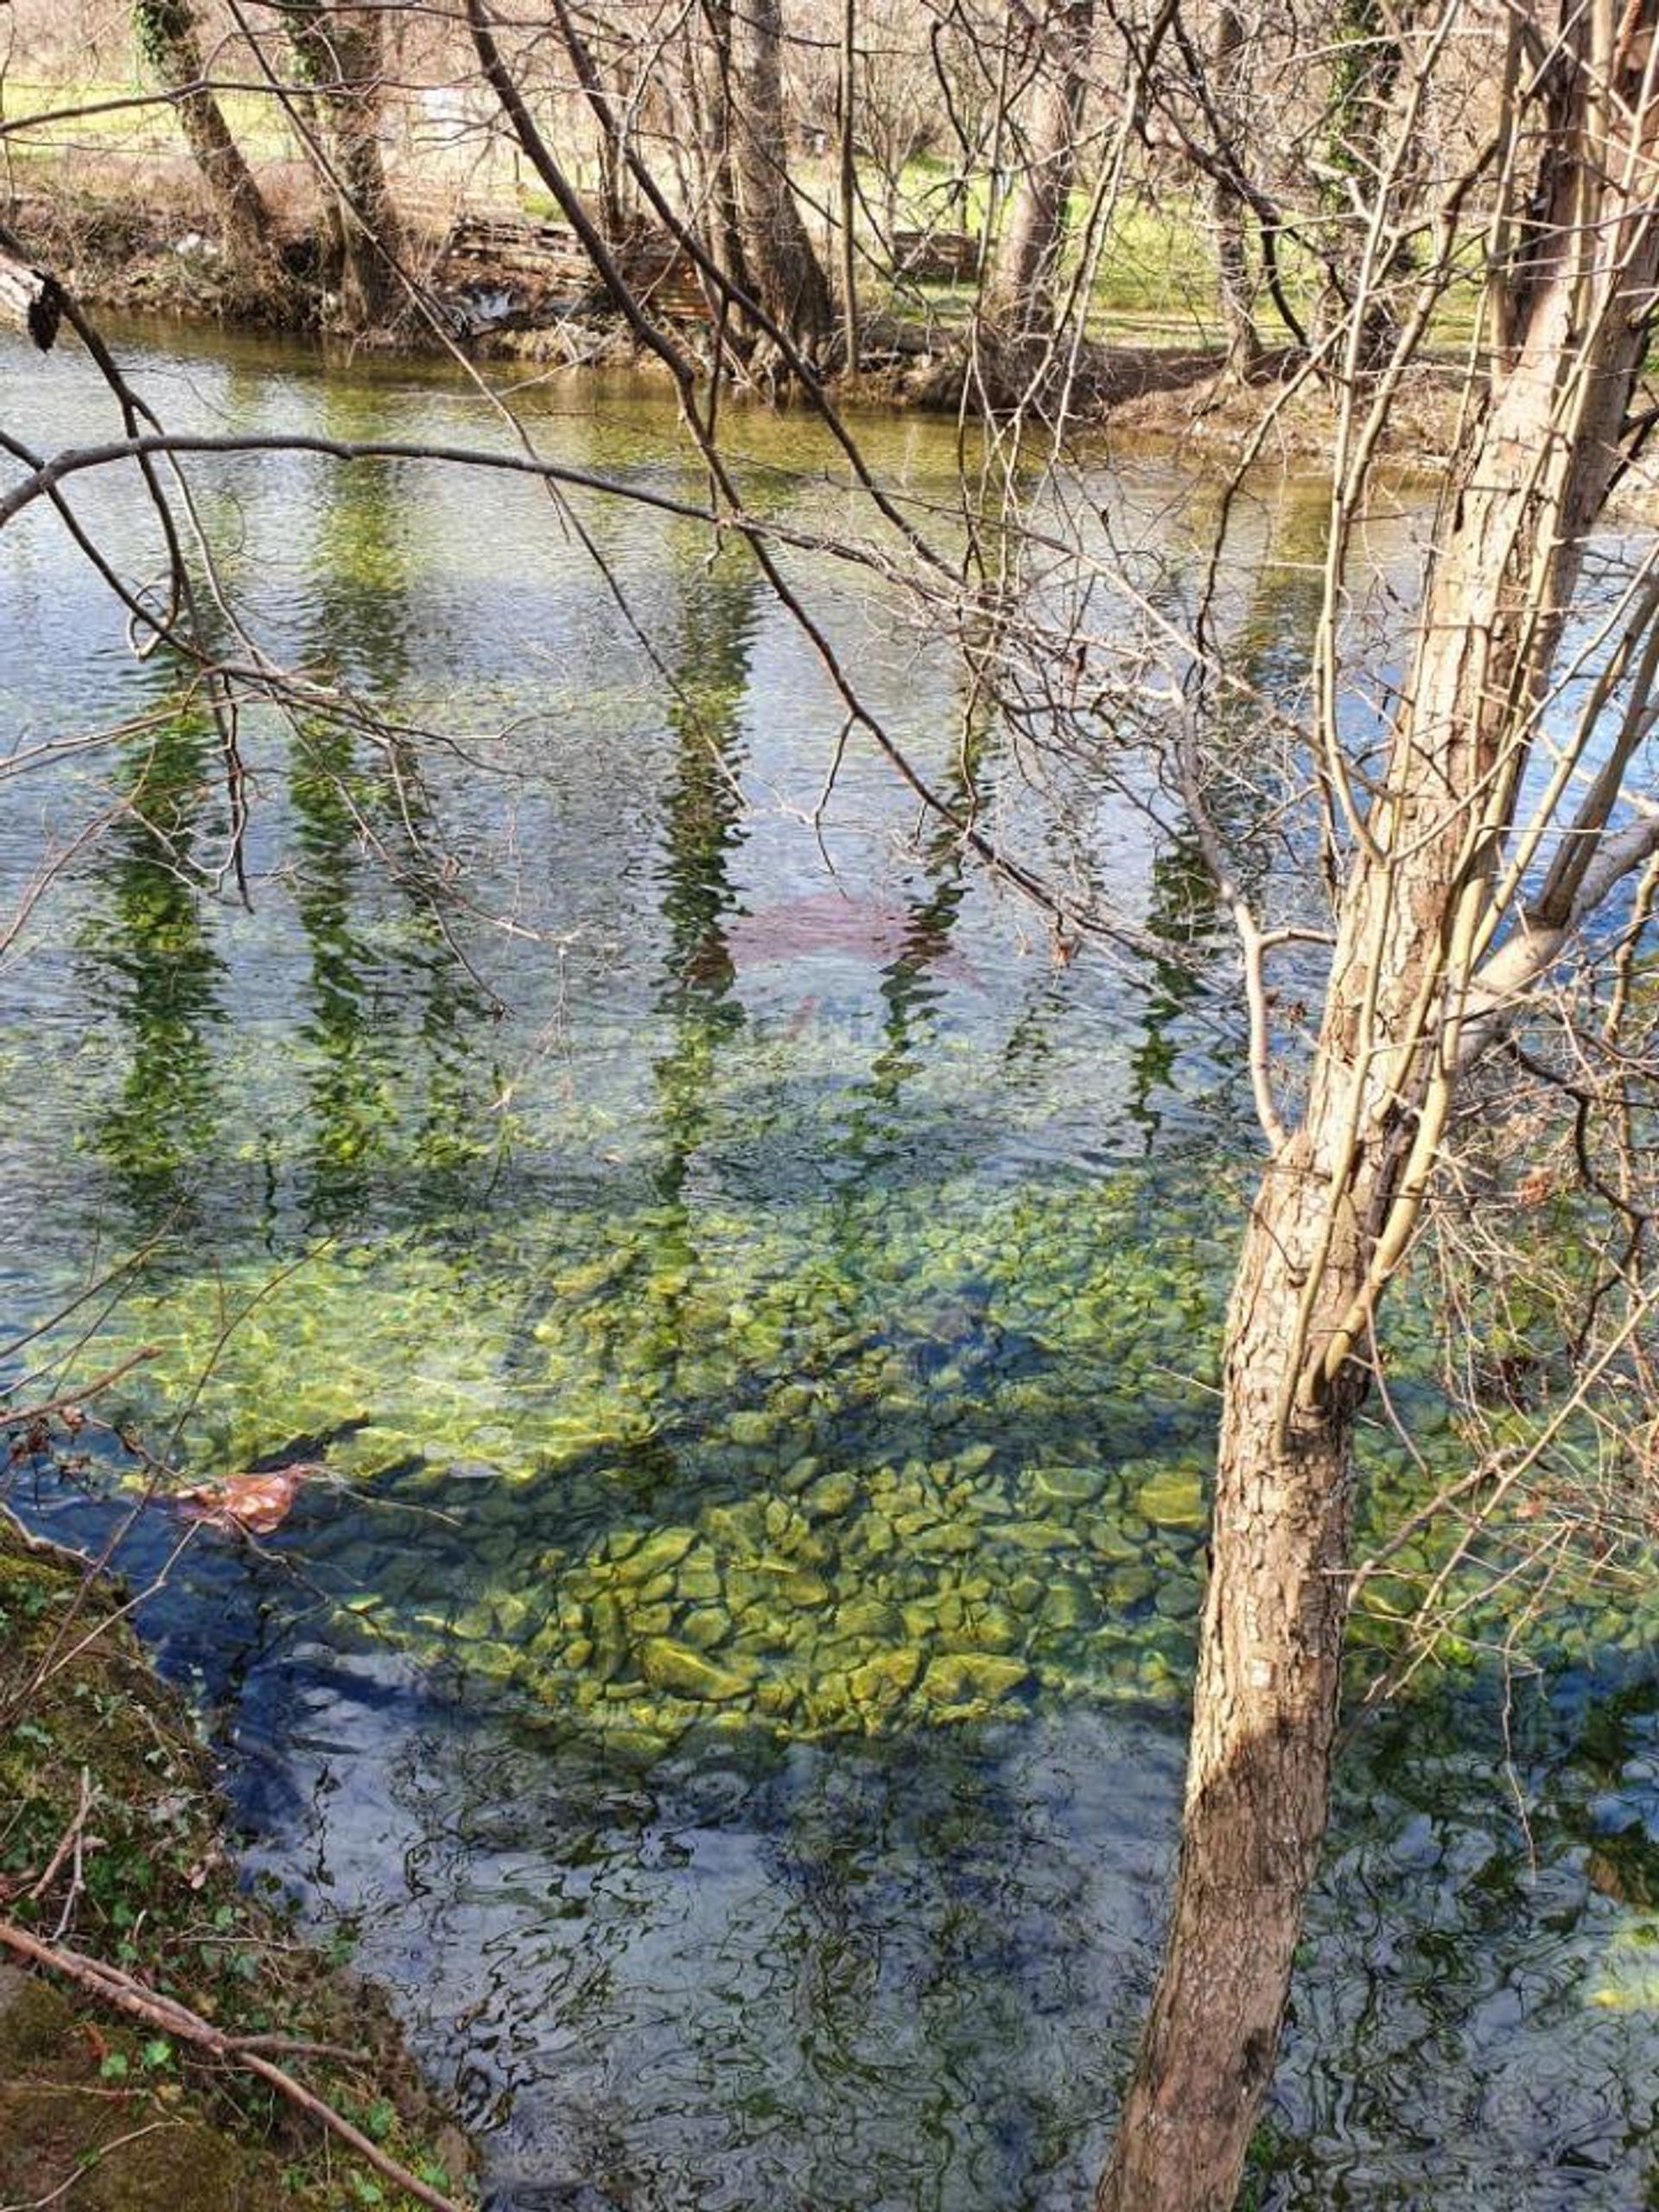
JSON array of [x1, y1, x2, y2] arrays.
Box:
[[0, 1509, 475, 2210]]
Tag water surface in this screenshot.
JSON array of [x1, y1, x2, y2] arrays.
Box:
[[3, 323, 1658, 2209]]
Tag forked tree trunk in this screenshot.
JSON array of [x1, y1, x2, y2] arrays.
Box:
[[983, 0, 1094, 339], [1098, 8, 1659, 2206], [728, 0, 834, 354], [133, 1, 276, 261]]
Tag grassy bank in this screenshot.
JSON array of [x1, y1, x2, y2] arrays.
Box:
[[0, 1509, 474, 2211]]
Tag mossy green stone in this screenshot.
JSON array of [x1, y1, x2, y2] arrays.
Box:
[[639, 1639, 755, 1701], [703, 1500, 767, 1554], [919, 1652, 1031, 1707], [1000, 1518, 1077, 1553], [679, 1605, 732, 1650], [850, 1648, 921, 1704], [1135, 1467, 1208, 1530], [493, 1592, 531, 1637], [1007, 1573, 1046, 1617], [1031, 1465, 1104, 1506], [616, 1528, 696, 1583], [836, 1597, 899, 1639], [1105, 1564, 1156, 1608], [802, 1470, 859, 1519], [955, 1605, 1021, 1652], [1040, 1580, 1100, 1633], [778, 1569, 831, 1608]]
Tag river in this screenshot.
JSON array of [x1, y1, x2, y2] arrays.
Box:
[[2, 321, 1657, 2209]]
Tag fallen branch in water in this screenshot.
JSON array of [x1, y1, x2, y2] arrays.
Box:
[[0, 1920, 471, 2212]]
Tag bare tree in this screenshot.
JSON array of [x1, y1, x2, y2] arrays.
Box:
[[727, 0, 835, 353], [1098, 3, 1659, 2202], [132, 0, 278, 263], [275, 0, 404, 327], [983, 0, 1096, 337], [1208, 3, 1262, 374], [8, 8, 1659, 2210]]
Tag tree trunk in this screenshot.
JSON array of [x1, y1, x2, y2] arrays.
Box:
[[694, 0, 753, 305], [286, 3, 404, 328], [133, 2, 276, 261], [838, 0, 861, 370], [1098, 8, 1659, 2204], [1211, 4, 1261, 378], [982, 0, 1094, 339], [728, 0, 834, 354]]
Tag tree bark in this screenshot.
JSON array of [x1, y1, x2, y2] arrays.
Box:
[[691, 0, 753, 306], [284, 3, 404, 328], [838, 0, 861, 370], [982, 0, 1094, 339], [1211, 4, 1261, 378], [728, 0, 834, 354], [133, 1, 276, 261], [1098, 8, 1659, 2204]]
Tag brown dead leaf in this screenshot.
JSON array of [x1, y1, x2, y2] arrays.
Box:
[[176, 1461, 321, 1535]]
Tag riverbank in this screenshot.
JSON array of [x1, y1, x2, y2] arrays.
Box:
[[0, 1508, 474, 2211], [0, 173, 1477, 460]]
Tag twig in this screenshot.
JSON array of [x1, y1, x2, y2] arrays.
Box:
[[0, 1923, 471, 2212], [3, 1350, 162, 1429]]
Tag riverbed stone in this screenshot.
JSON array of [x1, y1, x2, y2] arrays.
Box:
[[639, 1638, 756, 1701], [1135, 1466, 1208, 1529], [1031, 1464, 1105, 1506], [703, 1499, 768, 1554], [850, 1648, 921, 1705], [679, 1605, 732, 1650], [919, 1652, 1031, 1707], [616, 1527, 696, 1583], [802, 1470, 859, 1519], [1040, 1580, 1100, 1633]]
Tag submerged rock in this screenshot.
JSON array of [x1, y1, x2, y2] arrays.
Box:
[[639, 1637, 756, 1701], [918, 1652, 1031, 1707], [1135, 1465, 1209, 1530]]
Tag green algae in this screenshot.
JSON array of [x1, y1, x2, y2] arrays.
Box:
[[53, 1164, 1231, 1742], [40, 1128, 1646, 1753]]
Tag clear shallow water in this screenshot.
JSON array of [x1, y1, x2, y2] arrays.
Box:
[[3, 323, 1659, 2209]]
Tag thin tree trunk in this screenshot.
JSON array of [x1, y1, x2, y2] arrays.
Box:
[[839, 0, 861, 370], [1211, 4, 1261, 377], [1098, 8, 1659, 2204], [697, 0, 753, 302], [728, 0, 834, 354], [983, 0, 1094, 339], [133, 2, 276, 261]]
